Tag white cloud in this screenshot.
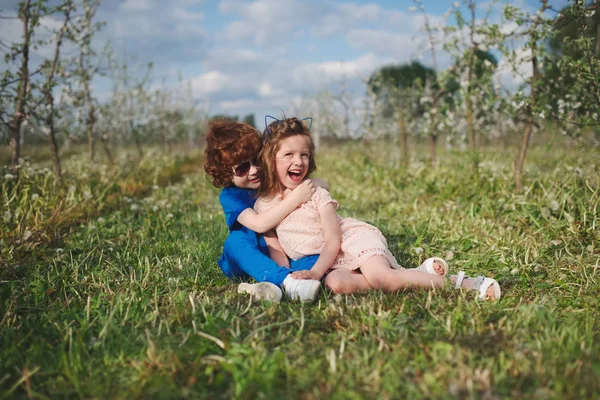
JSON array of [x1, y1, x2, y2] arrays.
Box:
[[293, 53, 379, 88], [346, 29, 416, 58], [121, 0, 151, 11], [220, 0, 315, 46], [172, 7, 204, 21], [190, 71, 232, 95], [219, 98, 257, 111], [317, 3, 408, 36], [258, 82, 274, 97]]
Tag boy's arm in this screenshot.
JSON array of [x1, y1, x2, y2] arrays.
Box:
[[263, 230, 290, 268], [290, 203, 340, 280], [237, 180, 315, 233], [311, 178, 329, 192]]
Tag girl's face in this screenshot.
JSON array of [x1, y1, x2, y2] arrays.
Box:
[[231, 158, 260, 189], [275, 135, 311, 190]]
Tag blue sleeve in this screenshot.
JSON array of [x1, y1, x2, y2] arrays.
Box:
[[219, 188, 256, 230]]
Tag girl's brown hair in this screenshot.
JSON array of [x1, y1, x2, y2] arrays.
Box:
[[204, 119, 262, 188], [258, 117, 317, 199]]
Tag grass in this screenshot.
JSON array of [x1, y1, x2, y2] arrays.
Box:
[[1, 141, 599, 399]]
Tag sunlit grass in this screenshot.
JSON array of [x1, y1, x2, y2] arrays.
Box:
[[1, 140, 599, 398]]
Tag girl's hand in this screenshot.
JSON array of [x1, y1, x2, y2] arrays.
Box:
[[288, 179, 315, 206], [290, 269, 323, 281]]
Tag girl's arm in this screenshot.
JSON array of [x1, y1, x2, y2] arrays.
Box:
[[290, 203, 341, 280], [263, 230, 290, 268], [238, 180, 315, 233]]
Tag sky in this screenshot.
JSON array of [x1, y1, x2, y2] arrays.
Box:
[[0, 0, 568, 127]]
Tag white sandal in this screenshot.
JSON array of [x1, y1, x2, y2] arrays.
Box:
[[413, 257, 449, 276], [454, 271, 501, 300]]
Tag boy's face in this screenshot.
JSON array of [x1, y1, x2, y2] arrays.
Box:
[[232, 158, 260, 189]]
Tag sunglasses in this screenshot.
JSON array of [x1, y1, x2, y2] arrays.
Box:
[[233, 158, 258, 177]]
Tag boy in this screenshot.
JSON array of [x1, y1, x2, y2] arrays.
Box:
[[204, 119, 325, 302]]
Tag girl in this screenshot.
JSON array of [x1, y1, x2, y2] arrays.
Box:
[[204, 119, 328, 302], [255, 117, 501, 300]]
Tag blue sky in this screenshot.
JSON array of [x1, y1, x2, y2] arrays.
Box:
[[1, 0, 568, 126]]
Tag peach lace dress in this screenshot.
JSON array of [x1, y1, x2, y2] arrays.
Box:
[[254, 187, 400, 271]]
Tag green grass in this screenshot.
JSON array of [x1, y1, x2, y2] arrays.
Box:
[[1, 141, 599, 399]]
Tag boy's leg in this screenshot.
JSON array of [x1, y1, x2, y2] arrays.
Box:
[[224, 231, 290, 286], [289, 254, 320, 272], [284, 255, 322, 302], [323, 269, 371, 294]]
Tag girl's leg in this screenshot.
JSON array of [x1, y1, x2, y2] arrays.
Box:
[[360, 255, 446, 292], [324, 269, 371, 294], [361, 256, 498, 299]]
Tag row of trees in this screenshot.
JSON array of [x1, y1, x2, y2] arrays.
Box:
[[0, 0, 211, 183], [298, 0, 599, 191], [2, 0, 598, 192]]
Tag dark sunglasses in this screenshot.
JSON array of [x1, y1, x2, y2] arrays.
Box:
[[233, 158, 258, 177]]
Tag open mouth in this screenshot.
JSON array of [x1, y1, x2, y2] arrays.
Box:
[[288, 170, 303, 183]]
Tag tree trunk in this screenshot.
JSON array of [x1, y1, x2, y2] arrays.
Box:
[[131, 121, 144, 159], [88, 124, 96, 163], [10, 0, 32, 176], [100, 133, 114, 165], [466, 97, 474, 151], [43, 8, 70, 184], [429, 134, 437, 165], [596, 24, 600, 56], [399, 108, 408, 166], [48, 111, 63, 182], [467, 0, 478, 172], [514, 115, 532, 193], [514, 38, 539, 192], [83, 78, 97, 164]]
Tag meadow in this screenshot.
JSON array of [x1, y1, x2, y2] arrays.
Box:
[[1, 140, 599, 399]]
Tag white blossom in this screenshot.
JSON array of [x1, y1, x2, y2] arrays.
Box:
[[23, 230, 33, 241]]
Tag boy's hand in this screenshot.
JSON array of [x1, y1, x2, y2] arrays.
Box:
[[290, 269, 323, 281], [288, 179, 315, 206]]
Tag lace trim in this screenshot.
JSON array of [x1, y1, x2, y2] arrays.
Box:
[[331, 247, 402, 270]]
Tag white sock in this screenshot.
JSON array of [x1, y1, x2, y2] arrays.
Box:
[[282, 275, 321, 302], [238, 282, 282, 303]]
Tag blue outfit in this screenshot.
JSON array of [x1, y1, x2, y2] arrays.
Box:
[[217, 187, 318, 286]]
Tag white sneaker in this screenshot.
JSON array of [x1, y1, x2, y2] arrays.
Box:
[[282, 276, 321, 302], [238, 282, 282, 303]]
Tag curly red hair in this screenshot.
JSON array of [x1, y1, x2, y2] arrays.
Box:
[[204, 120, 262, 188]]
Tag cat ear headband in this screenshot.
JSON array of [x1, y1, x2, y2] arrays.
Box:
[[264, 115, 313, 140]]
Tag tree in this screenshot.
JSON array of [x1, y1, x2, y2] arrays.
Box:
[[242, 114, 255, 128], [0, 0, 37, 176], [71, 0, 107, 164], [37, 0, 73, 183], [368, 61, 436, 164]]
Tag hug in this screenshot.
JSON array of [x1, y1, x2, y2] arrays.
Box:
[[204, 116, 501, 303]]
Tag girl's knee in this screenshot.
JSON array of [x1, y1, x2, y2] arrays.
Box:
[[324, 276, 344, 294], [324, 271, 352, 294]]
